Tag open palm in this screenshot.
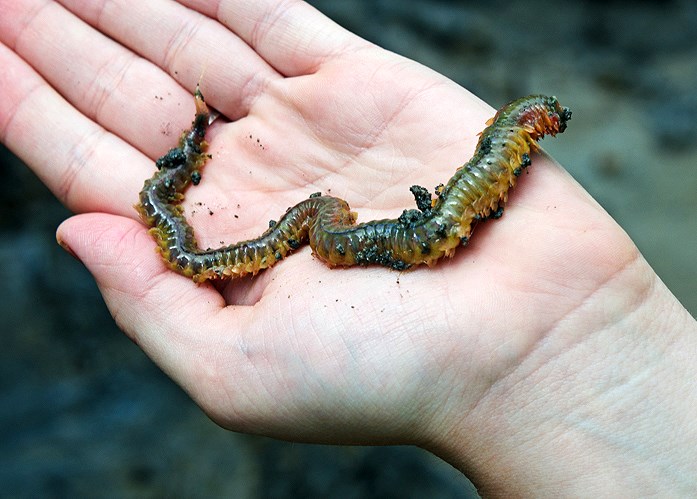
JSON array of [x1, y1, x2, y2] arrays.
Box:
[[0, 0, 637, 453]]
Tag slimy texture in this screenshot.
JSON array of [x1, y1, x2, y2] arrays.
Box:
[[136, 90, 571, 282]]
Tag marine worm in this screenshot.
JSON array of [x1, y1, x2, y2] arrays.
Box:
[[136, 89, 571, 282]]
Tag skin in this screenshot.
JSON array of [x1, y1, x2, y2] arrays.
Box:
[[1, 0, 695, 496]]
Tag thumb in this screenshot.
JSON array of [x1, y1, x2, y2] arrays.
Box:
[[55, 213, 226, 385]]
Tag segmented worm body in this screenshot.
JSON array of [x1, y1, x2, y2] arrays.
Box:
[[136, 90, 570, 282]]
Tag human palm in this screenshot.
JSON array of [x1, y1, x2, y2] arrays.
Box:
[[0, 0, 635, 450]]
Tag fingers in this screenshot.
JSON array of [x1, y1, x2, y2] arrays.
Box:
[[56, 213, 243, 391], [0, 42, 149, 216], [178, 0, 367, 76], [0, 0, 194, 213], [57, 0, 282, 119], [0, 0, 228, 216], [0, 0, 196, 159]]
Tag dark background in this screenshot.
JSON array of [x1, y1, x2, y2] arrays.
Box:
[[2, 1, 695, 497]]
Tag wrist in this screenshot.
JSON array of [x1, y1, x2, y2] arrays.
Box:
[[426, 253, 697, 496]]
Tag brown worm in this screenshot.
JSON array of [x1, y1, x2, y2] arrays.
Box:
[[136, 89, 570, 282]]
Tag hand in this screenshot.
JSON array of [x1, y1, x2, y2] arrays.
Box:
[[2, 1, 695, 495]]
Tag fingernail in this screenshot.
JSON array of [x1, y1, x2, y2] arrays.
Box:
[[56, 234, 82, 263]]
